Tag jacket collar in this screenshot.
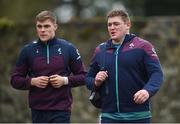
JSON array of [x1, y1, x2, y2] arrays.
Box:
[[106, 34, 136, 49], [38, 37, 56, 46]]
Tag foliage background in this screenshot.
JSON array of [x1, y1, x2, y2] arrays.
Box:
[[0, 0, 180, 123]]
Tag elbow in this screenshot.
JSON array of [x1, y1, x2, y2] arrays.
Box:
[[85, 77, 94, 90], [11, 79, 20, 89]]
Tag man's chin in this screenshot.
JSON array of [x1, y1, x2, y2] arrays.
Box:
[[40, 38, 49, 42], [111, 37, 118, 41]]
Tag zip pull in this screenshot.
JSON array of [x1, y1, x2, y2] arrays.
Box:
[[115, 45, 120, 55]]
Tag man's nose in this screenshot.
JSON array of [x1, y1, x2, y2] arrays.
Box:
[[40, 27, 46, 31], [110, 24, 115, 29]]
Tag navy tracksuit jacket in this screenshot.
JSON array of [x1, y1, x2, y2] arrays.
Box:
[[86, 34, 164, 120], [11, 37, 86, 111]]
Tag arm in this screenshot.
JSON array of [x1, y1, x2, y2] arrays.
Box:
[[143, 44, 164, 97], [134, 42, 164, 104], [10, 46, 31, 90], [67, 44, 87, 87], [134, 60, 163, 104], [143, 59, 164, 97], [86, 68, 108, 90], [86, 47, 107, 90], [86, 63, 99, 90]]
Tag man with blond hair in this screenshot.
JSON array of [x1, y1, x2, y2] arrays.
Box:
[[11, 10, 86, 123], [86, 9, 164, 123]]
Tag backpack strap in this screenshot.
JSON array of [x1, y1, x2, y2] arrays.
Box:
[[99, 42, 109, 95]]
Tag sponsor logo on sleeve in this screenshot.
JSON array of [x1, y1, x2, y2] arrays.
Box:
[[129, 43, 135, 48], [151, 47, 157, 57], [76, 49, 81, 60]]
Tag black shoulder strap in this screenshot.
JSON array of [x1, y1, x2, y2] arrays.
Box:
[[99, 43, 109, 95], [99, 43, 106, 70]]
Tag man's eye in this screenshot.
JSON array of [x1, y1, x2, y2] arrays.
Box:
[[114, 22, 120, 26], [37, 25, 42, 28], [44, 25, 50, 28], [37, 25, 50, 28], [108, 23, 112, 27]]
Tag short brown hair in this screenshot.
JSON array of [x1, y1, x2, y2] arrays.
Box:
[[36, 10, 57, 24], [107, 9, 130, 23]]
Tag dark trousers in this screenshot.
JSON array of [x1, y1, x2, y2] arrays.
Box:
[[31, 109, 71, 123], [101, 117, 151, 123]]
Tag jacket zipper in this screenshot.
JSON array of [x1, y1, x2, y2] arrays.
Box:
[[46, 44, 50, 64], [115, 45, 120, 112]]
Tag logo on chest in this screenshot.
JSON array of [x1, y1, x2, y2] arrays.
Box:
[[58, 48, 62, 54]]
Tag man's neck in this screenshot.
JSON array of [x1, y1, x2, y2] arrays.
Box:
[[112, 36, 125, 45]]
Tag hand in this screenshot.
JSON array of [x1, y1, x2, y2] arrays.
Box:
[[133, 89, 150, 104], [31, 76, 49, 88], [95, 71, 108, 87], [49, 74, 65, 88]]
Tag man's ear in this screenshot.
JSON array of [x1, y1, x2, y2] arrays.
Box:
[[54, 24, 58, 30], [126, 21, 131, 30]]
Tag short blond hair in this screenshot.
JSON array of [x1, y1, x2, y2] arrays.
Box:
[[107, 9, 130, 23], [36, 10, 57, 24]]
